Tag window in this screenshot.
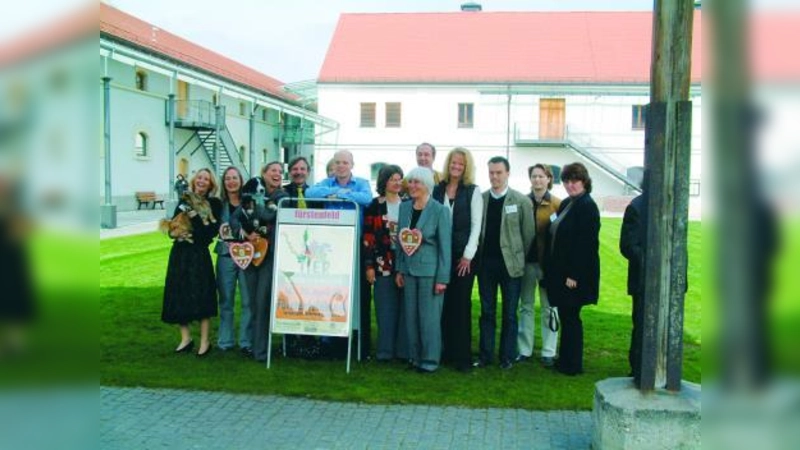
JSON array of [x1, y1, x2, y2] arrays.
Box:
[[690, 180, 700, 197], [385, 102, 401, 128], [239, 145, 246, 162], [262, 148, 269, 165], [135, 70, 147, 91], [360, 102, 376, 128], [212, 93, 218, 105], [134, 132, 148, 157], [550, 165, 562, 184], [239, 102, 247, 116], [262, 108, 268, 122], [371, 162, 387, 182], [632, 105, 646, 130], [458, 103, 474, 128]]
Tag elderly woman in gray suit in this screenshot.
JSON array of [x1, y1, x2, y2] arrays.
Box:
[[395, 167, 452, 373]]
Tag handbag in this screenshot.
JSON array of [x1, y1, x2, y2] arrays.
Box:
[[547, 307, 560, 332]]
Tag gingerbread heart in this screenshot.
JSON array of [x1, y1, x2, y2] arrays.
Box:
[[219, 223, 233, 240], [251, 237, 269, 267], [229, 242, 255, 269], [399, 228, 423, 256]]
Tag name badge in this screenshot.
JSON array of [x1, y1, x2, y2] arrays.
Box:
[[550, 212, 558, 222], [505, 204, 518, 214]]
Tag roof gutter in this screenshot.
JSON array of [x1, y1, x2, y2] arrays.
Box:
[[100, 37, 339, 133]]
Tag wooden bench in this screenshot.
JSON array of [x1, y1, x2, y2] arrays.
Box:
[[135, 191, 165, 210]]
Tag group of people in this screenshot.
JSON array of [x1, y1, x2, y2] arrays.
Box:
[[161, 143, 611, 377]]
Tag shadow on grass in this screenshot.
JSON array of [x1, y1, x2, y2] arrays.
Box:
[[101, 285, 700, 410]]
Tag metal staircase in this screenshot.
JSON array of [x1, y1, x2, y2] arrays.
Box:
[[172, 100, 250, 179], [514, 124, 642, 194]]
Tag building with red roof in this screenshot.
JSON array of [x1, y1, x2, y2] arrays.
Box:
[[315, 9, 703, 214], [97, 3, 335, 215]]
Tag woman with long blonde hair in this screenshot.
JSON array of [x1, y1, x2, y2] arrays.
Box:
[[162, 168, 222, 357]]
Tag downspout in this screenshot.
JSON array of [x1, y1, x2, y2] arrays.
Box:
[[102, 77, 112, 204], [168, 70, 176, 202], [505, 85, 512, 159], [214, 104, 222, 177], [249, 101, 256, 176], [100, 52, 117, 228]]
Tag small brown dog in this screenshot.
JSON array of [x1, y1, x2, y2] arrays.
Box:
[[158, 192, 216, 243]]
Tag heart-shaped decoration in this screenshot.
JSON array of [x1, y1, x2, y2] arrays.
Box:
[[229, 242, 255, 269], [251, 237, 269, 267], [398, 228, 423, 257], [219, 222, 233, 240]]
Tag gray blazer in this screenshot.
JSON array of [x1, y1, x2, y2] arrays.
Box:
[[395, 198, 452, 285]]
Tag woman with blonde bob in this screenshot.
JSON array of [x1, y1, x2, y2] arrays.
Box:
[[162, 168, 222, 357], [432, 147, 483, 372]]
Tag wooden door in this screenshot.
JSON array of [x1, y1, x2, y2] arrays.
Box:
[[539, 98, 565, 140], [177, 80, 189, 118]]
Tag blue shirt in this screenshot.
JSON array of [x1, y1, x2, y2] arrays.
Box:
[[305, 175, 373, 208]]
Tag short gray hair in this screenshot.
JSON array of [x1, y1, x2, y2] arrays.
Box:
[[406, 167, 435, 194]]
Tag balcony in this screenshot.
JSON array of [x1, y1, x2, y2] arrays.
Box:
[[167, 100, 221, 129]]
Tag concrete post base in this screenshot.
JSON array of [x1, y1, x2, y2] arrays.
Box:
[[592, 377, 700, 450], [100, 204, 117, 229]]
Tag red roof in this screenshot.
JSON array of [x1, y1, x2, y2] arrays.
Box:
[[100, 3, 296, 102], [319, 11, 702, 84]]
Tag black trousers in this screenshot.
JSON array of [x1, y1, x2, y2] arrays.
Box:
[[629, 294, 644, 384], [441, 267, 475, 369], [556, 303, 584, 374]]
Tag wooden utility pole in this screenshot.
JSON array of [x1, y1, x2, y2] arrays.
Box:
[[640, 0, 694, 392]]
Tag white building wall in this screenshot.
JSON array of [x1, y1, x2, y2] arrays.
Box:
[[317, 83, 702, 217], [100, 53, 313, 211]]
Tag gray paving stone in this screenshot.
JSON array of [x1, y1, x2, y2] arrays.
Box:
[[100, 386, 591, 449]]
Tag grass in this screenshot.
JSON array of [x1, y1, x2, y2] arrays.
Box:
[[100, 219, 701, 410]]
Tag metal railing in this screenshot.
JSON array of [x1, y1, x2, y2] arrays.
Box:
[[171, 100, 219, 128]]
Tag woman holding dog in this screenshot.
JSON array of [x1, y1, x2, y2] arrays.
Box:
[[215, 166, 252, 355], [231, 162, 288, 363], [162, 168, 222, 357]]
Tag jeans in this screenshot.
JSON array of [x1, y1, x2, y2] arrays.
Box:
[[517, 263, 559, 358], [478, 260, 521, 365], [216, 255, 252, 349]]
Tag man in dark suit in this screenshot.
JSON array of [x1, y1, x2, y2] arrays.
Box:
[[620, 193, 646, 385], [282, 156, 310, 208]]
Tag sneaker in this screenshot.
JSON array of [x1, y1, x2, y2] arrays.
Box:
[[240, 347, 254, 358], [500, 361, 514, 370], [514, 354, 531, 363], [472, 360, 489, 368], [541, 356, 555, 367]]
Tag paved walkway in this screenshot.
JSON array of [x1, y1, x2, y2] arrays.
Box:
[[100, 209, 168, 240], [101, 386, 592, 449]]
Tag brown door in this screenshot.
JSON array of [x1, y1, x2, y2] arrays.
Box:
[[539, 98, 565, 140]]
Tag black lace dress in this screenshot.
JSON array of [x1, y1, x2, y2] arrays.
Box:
[[161, 197, 222, 324]]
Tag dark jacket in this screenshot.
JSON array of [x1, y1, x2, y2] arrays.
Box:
[[545, 193, 600, 308], [620, 194, 645, 296], [527, 191, 561, 265], [230, 188, 288, 259], [362, 197, 399, 276]]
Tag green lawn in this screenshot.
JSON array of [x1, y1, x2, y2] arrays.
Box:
[[100, 219, 701, 410]]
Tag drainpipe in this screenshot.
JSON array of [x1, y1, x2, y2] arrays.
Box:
[[214, 105, 222, 177], [168, 92, 176, 201], [249, 104, 256, 176], [505, 85, 512, 159], [100, 74, 116, 229]]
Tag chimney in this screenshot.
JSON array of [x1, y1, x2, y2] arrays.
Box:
[[461, 2, 482, 12]]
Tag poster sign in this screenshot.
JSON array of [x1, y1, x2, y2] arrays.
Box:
[[271, 223, 355, 337]]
